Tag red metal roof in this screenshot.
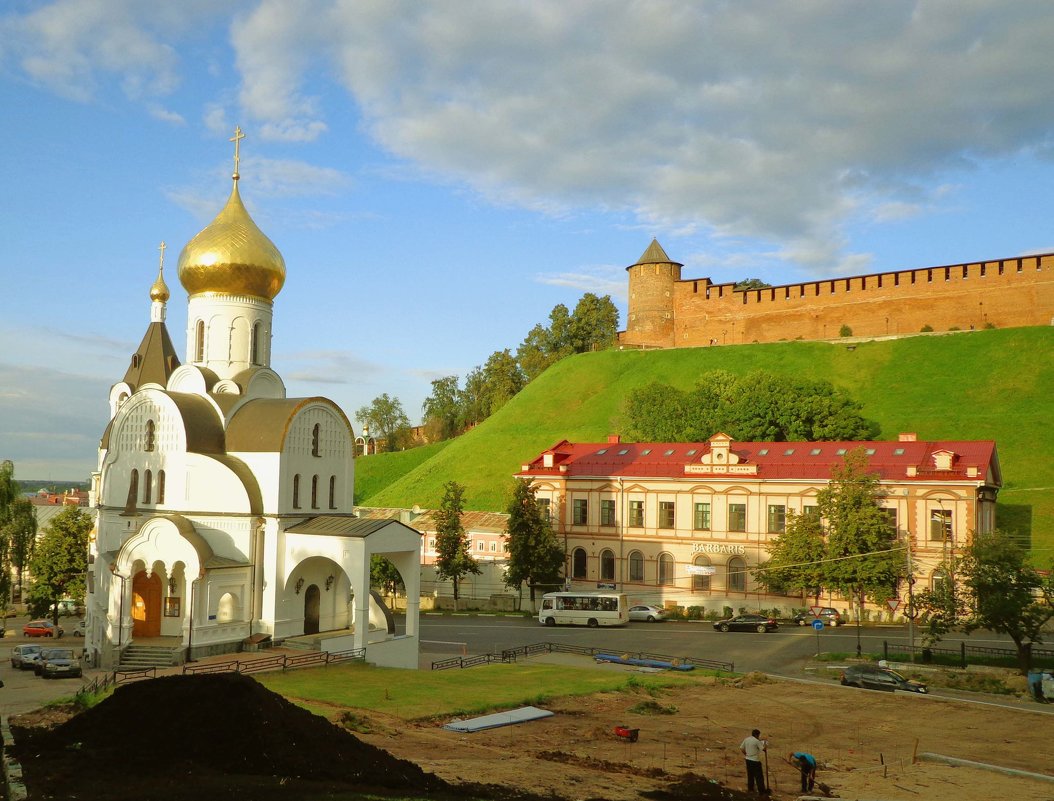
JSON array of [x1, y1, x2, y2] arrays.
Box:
[[517, 437, 999, 484]]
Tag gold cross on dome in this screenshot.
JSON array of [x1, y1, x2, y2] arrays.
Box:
[[158, 241, 166, 271], [230, 126, 245, 177]]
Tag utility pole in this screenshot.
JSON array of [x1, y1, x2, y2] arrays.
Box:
[[906, 536, 915, 663]]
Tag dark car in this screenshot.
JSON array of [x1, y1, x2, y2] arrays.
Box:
[[840, 665, 927, 694], [713, 614, 778, 633], [37, 647, 82, 679], [793, 607, 842, 627]]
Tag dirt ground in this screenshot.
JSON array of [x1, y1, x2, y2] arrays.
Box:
[[9, 660, 1054, 801], [346, 663, 1054, 801]]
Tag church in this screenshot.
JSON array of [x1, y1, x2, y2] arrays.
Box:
[[85, 131, 421, 670]]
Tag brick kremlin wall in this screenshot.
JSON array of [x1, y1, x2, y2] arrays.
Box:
[[623, 252, 1054, 348]]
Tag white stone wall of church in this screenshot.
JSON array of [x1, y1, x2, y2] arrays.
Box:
[[186, 294, 273, 379]]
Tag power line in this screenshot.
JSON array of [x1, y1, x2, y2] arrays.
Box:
[[749, 545, 907, 575]]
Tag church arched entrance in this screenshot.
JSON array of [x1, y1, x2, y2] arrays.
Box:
[[131, 571, 162, 637], [304, 585, 320, 634]]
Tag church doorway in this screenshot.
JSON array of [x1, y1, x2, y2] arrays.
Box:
[[131, 571, 162, 637], [304, 585, 320, 634]]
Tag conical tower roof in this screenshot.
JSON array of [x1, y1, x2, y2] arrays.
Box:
[[630, 238, 682, 268]]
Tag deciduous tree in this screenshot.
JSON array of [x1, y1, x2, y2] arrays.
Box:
[[504, 480, 565, 611], [432, 481, 480, 609], [957, 530, 1054, 674], [755, 510, 827, 604], [355, 393, 411, 452], [26, 505, 91, 622], [422, 376, 462, 441]]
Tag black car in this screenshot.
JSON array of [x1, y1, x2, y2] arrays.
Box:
[[840, 665, 927, 693], [713, 614, 778, 633], [793, 607, 842, 627]]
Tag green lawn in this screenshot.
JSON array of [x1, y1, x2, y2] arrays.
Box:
[[256, 660, 709, 721], [358, 327, 1054, 554]]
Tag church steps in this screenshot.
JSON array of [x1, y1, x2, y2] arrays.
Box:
[[118, 644, 181, 670]]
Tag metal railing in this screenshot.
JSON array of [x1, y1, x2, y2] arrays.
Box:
[[883, 640, 1054, 669], [182, 648, 366, 676], [433, 642, 734, 672]]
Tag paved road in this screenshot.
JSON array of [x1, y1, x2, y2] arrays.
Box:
[[1, 615, 99, 719], [417, 614, 1028, 675]]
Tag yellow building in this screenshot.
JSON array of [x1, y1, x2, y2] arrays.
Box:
[[516, 433, 1000, 617]]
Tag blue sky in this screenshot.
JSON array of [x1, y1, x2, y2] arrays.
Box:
[[3, 1, 1054, 481]]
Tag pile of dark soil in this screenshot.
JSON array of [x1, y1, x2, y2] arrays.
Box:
[[9, 673, 551, 801]]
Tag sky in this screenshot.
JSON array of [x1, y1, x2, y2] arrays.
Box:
[[3, 1, 1054, 481]]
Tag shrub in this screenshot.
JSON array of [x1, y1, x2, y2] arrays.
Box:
[[921, 324, 933, 332], [949, 326, 961, 331], [685, 605, 705, 621], [839, 324, 853, 337], [723, 606, 734, 618], [984, 321, 996, 329]]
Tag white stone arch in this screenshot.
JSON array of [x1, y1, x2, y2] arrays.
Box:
[[217, 592, 239, 622]]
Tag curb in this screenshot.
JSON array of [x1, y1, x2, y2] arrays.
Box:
[[1, 715, 28, 801]]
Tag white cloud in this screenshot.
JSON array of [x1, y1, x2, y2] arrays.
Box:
[[8, 2, 1054, 273], [148, 103, 186, 125], [536, 267, 626, 301]]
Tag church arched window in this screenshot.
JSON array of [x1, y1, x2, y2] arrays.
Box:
[[217, 592, 238, 623], [328, 475, 336, 509], [292, 474, 301, 509], [311, 475, 319, 509], [143, 470, 152, 504], [145, 420, 155, 451], [127, 470, 139, 509], [157, 470, 166, 504], [195, 320, 205, 362], [251, 322, 260, 365], [312, 423, 321, 457]]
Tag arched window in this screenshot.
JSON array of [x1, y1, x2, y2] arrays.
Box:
[[127, 470, 139, 509], [251, 322, 260, 364], [728, 557, 747, 593], [217, 592, 238, 623], [692, 555, 712, 592], [143, 470, 152, 504], [292, 474, 301, 509], [599, 549, 615, 581], [144, 420, 155, 452], [312, 423, 321, 457], [157, 470, 166, 504], [328, 475, 336, 509], [628, 550, 645, 582], [571, 547, 588, 578], [932, 569, 950, 594], [658, 552, 675, 585], [194, 320, 205, 362], [311, 475, 319, 509]]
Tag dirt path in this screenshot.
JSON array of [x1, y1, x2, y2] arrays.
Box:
[[350, 666, 1054, 801]]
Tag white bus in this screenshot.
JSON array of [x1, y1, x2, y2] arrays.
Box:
[[538, 591, 629, 627]]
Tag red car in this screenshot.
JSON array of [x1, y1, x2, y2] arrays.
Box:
[[23, 620, 64, 638]]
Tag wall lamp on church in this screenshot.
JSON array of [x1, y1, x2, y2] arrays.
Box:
[[294, 578, 304, 594], [325, 574, 335, 591]]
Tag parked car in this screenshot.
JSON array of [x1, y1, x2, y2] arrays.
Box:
[[793, 607, 842, 627], [11, 644, 43, 670], [37, 647, 82, 679], [840, 665, 928, 694], [628, 605, 667, 622], [23, 620, 64, 638], [713, 614, 779, 633], [72, 619, 86, 637]]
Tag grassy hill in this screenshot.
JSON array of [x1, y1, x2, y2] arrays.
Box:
[[357, 327, 1054, 552]]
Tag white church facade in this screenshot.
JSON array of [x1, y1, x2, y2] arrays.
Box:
[[86, 131, 421, 669]]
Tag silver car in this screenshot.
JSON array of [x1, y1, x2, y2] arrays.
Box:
[[628, 604, 667, 622], [11, 644, 43, 670]]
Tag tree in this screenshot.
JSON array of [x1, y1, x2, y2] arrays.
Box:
[[422, 376, 462, 441], [355, 393, 411, 452], [956, 530, 1054, 674], [432, 481, 480, 609], [26, 505, 91, 622], [911, 558, 966, 648], [503, 479, 565, 611], [370, 555, 404, 601], [755, 510, 826, 604], [480, 349, 525, 417], [516, 323, 556, 382], [734, 278, 772, 291], [623, 370, 878, 443], [569, 293, 619, 353], [3, 496, 36, 606], [818, 448, 900, 654]]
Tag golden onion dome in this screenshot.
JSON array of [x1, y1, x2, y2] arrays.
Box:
[[177, 180, 286, 301], [149, 263, 170, 302]]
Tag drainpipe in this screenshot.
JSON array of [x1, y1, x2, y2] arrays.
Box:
[[186, 576, 201, 663], [110, 566, 127, 648]]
